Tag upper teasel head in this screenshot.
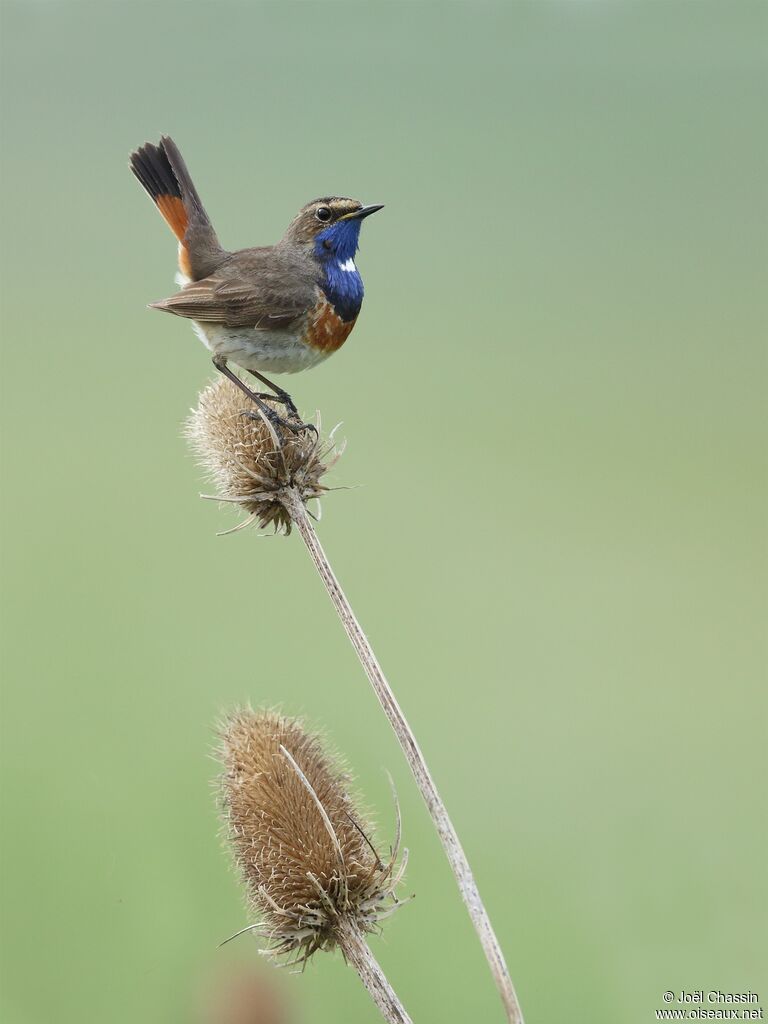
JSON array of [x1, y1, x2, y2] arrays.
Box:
[[218, 710, 409, 964], [185, 377, 342, 535]]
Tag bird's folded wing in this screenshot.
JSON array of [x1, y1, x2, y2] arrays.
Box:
[[150, 276, 310, 330]]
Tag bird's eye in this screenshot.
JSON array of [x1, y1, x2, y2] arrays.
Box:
[[316, 206, 332, 222]]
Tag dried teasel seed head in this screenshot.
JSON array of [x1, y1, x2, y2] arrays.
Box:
[[218, 710, 408, 964], [185, 378, 342, 534]]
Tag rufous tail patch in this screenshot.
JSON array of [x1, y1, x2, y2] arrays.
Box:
[[155, 195, 188, 244]]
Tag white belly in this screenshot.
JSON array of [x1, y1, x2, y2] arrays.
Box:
[[172, 270, 328, 375], [191, 320, 331, 375]]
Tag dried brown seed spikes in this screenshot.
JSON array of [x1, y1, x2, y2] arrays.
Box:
[[218, 710, 408, 964], [185, 378, 342, 534]]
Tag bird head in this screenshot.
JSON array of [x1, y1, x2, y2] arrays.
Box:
[[283, 198, 383, 262]]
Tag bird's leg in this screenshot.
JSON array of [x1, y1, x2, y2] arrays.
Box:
[[212, 359, 314, 437], [245, 367, 318, 439], [246, 369, 300, 419]]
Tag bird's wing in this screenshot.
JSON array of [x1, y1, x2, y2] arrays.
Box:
[[150, 250, 317, 329]]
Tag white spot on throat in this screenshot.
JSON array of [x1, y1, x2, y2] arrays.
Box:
[[338, 258, 357, 273]]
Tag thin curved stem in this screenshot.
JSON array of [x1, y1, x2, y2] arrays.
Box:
[[336, 916, 413, 1024], [284, 490, 524, 1024]]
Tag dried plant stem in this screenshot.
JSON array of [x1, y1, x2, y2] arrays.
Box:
[[336, 917, 413, 1024], [284, 490, 525, 1024]]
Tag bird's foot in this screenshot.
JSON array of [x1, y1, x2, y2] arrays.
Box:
[[252, 390, 300, 420], [245, 388, 317, 438], [241, 407, 318, 440]]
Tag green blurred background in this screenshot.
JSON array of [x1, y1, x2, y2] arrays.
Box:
[[1, 2, 765, 1022]]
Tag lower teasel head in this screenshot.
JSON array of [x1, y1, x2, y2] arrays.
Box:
[[218, 711, 409, 963]]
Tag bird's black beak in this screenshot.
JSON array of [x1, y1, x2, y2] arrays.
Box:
[[341, 204, 385, 221]]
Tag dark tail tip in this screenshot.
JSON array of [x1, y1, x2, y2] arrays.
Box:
[[129, 139, 181, 202]]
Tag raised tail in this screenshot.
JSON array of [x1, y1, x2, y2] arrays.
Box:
[[129, 136, 225, 280]]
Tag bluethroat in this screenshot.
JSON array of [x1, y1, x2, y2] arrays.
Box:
[[130, 136, 383, 431]]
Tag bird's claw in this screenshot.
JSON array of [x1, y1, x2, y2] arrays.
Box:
[[241, 408, 317, 439]]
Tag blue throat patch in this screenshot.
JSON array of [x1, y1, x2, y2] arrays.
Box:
[[315, 219, 365, 322]]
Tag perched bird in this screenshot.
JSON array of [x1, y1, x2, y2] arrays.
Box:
[[129, 136, 382, 430]]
